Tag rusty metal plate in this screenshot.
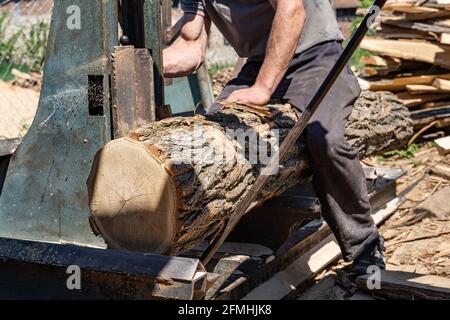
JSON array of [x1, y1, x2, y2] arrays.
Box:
[[0, 0, 118, 246], [111, 47, 156, 137], [111, 46, 137, 138], [135, 48, 156, 125], [0, 237, 208, 300]]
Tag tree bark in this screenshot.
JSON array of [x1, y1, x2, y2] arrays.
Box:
[[87, 91, 413, 255]]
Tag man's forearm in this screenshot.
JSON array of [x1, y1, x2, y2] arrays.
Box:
[[255, 0, 306, 94], [163, 14, 210, 78], [163, 40, 205, 78]]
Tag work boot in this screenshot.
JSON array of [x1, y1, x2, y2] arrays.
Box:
[[349, 237, 386, 277]]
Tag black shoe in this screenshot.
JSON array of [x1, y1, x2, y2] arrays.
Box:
[[350, 237, 386, 277]]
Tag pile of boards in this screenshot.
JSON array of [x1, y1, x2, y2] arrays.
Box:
[[359, 0, 450, 139]]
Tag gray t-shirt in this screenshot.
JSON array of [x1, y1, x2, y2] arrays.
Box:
[[181, 0, 344, 60]]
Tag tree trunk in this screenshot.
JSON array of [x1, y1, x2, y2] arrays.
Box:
[[87, 91, 413, 255]]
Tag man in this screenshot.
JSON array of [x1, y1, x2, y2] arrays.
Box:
[[163, 0, 385, 275]]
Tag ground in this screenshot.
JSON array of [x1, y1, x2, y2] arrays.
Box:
[[0, 80, 39, 139], [293, 143, 450, 300]]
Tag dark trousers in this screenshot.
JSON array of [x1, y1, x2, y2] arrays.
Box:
[[214, 41, 380, 261]]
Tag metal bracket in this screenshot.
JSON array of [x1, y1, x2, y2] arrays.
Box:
[[0, 237, 208, 300], [111, 46, 156, 138]]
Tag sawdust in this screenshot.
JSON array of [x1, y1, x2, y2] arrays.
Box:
[[367, 143, 450, 277]]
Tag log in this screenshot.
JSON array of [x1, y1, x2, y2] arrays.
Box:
[[87, 91, 413, 255]]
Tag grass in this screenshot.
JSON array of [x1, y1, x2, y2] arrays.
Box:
[[348, 0, 378, 70], [208, 63, 234, 77], [0, 12, 49, 81], [0, 61, 30, 81], [378, 144, 420, 161]]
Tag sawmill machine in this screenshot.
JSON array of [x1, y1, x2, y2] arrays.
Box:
[[0, 0, 395, 300], [0, 0, 216, 300]]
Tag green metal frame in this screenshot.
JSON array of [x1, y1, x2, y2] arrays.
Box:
[[0, 0, 212, 247], [0, 0, 118, 246]]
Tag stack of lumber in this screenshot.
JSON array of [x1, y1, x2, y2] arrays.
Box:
[[359, 0, 450, 135]]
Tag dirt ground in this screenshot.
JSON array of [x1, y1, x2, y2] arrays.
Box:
[[293, 143, 450, 300], [0, 80, 39, 139], [368, 146, 450, 277]]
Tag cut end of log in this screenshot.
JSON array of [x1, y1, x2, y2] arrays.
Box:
[[87, 138, 177, 254]]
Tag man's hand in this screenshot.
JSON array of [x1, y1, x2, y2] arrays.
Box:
[[227, 0, 306, 105], [225, 84, 272, 105]]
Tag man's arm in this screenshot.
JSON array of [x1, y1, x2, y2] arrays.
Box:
[[227, 0, 306, 105], [163, 13, 211, 78]]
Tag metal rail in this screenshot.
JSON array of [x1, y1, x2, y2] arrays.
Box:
[[0, 237, 208, 300]]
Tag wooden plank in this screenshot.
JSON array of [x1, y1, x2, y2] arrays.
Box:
[[396, 91, 450, 107], [241, 196, 406, 300], [360, 38, 450, 69], [360, 67, 393, 78], [433, 78, 450, 91], [296, 275, 349, 300], [379, 24, 437, 41], [435, 136, 450, 155], [205, 255, 251, 300], [431, 164, 450, 179], [406, 84, 440, 94], [440, 33, 450, 44], [381, 17, 450, 34], [359, 55, 401, 67], [403, 11, 450, 21], [421, 100, 450, 109], [363, 73, 450, 92], [414, 186, 450, 219], [437, 117, 450, 128], [411, 105, 450, 119], [386, 5, 439, 14], [356, 270, 450, 300], [435, 18, 450, 28], [360, 63, 434, 79]]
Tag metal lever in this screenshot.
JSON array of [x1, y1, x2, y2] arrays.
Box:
[[201, 0, 388, 266], [119, 0, 146, 47]]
